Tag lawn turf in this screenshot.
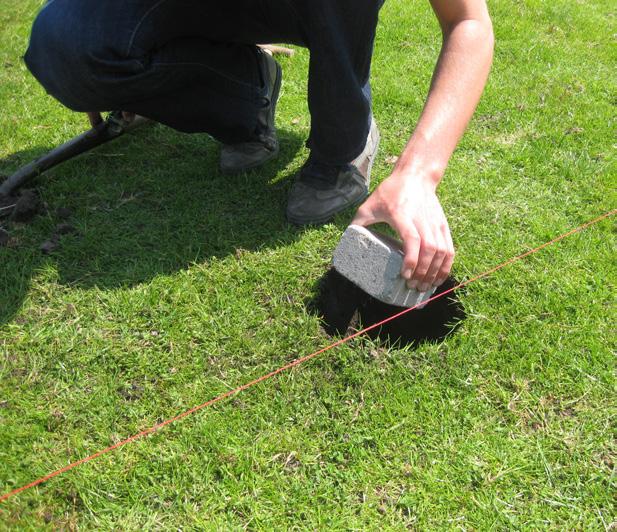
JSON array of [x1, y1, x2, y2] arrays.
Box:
[[1, 0, 616, 528]]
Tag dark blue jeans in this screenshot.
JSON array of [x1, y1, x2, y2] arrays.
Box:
[[25, 0, 384, 165]]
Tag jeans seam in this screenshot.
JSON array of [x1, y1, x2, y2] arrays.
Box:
[[125, 0, 170, 57]]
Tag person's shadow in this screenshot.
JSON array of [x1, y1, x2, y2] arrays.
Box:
[[0, 123, 307, 325]]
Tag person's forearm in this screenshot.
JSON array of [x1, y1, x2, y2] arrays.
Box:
[[352, 3, 493, 290], [394, 17, 494, 186]]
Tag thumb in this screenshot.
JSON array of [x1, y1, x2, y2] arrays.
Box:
[[351, 203, 381, 227]]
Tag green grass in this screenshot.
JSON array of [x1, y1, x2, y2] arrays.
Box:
[[1, 0, 616, 528]]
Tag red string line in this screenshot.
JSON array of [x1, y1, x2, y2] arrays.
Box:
[[1, 209, 615, 503]]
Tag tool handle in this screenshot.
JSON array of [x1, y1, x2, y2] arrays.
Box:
[[0, 112, 149, 197]]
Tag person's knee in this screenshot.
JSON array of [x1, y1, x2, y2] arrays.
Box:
[[24, 2, 111, 110]]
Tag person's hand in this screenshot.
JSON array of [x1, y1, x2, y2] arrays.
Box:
[[86, 111, 135, 128], [352, 170, 454, 291], [350, 0, 492, 292]]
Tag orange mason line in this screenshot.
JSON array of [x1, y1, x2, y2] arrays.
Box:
[[1, 208, 615, 503]]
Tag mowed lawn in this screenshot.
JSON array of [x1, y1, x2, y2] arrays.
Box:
[[1, 0, 615, 528]]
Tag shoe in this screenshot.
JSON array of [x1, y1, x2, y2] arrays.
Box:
[[286, 117, 380, 225], [220, 49, 282, 173]]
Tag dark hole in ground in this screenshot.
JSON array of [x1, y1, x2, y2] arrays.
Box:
[[308, 268, 466, 347]]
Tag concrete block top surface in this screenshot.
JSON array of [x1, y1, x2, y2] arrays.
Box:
[[332, 224, 435, 308]]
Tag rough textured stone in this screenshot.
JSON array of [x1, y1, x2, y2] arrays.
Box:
[[333, 225, 436, 308]]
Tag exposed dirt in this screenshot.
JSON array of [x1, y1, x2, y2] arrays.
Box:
[[40, 237, 60, 255], [55, 223, 77, 236], [0, 194, 18, 219], [118, 383, 144, 401], [309, 268, 466, 347], [0, 183, 78, 253], [10, 190, 41, 222], [55, 207, 74, 220], [1, 188, 43, 225], [1, 186, 41, 247], [39, 223, 78, 254]]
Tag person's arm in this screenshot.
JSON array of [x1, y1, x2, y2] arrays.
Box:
[[353, 0, 494, 292]]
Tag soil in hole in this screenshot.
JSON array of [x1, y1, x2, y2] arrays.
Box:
[[308, 268, 466, 347]]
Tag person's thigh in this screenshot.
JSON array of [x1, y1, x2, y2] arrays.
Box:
[[25, 0, 161, 109], [30, 0, 301, 62], [26, 0, 303, 111], [127, 0, 304, 58]]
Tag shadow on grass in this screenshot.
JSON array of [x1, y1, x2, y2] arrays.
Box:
[[0, 124, 307, 324], [306, 268, 466, 348]]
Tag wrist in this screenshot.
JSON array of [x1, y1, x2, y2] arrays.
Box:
[[393, 141, 446, 189], [391, 159, 444, 190]]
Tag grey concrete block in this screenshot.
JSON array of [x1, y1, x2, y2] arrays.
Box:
[[333, 224, 436, 308]]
